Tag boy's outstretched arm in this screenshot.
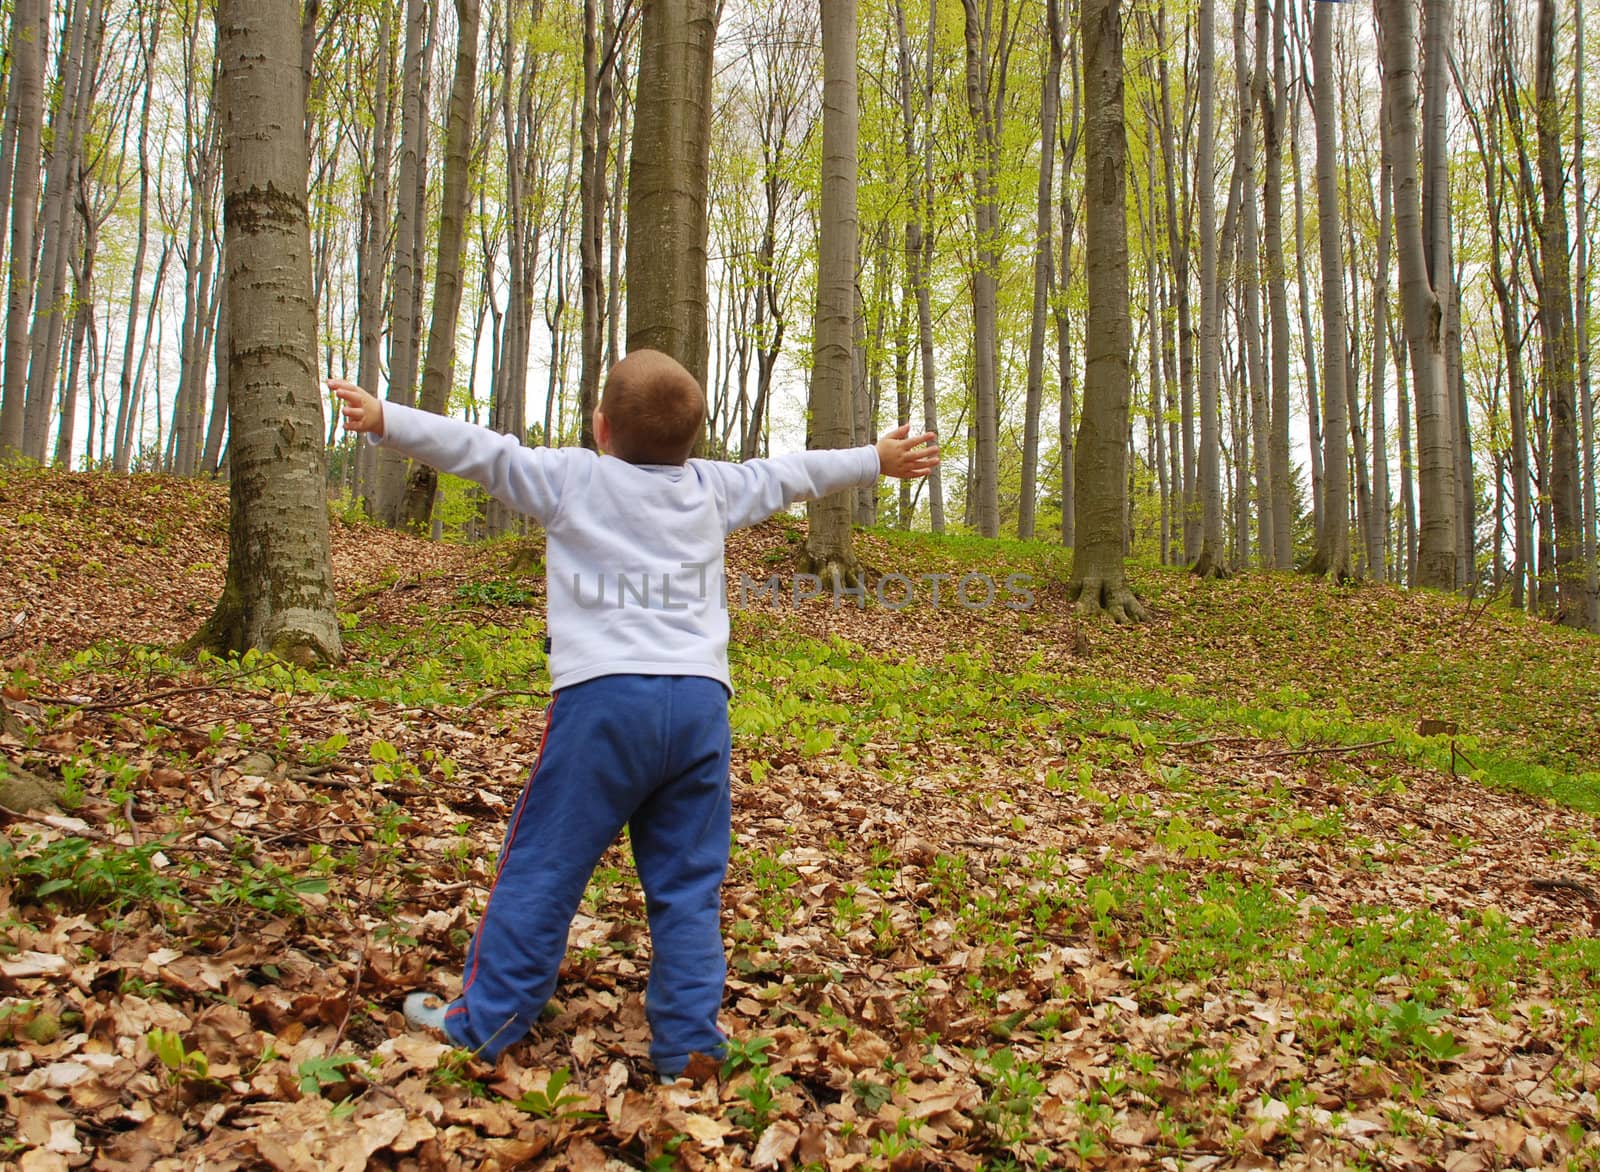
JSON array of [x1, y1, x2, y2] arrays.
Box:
[[706, 425, 939, 534], [324, 376, 573, 525]]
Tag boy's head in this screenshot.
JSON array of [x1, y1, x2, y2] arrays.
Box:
[[594, 349, 705, 465]]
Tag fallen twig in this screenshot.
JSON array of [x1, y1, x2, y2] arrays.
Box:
[[1228, 738, 1396, 761]]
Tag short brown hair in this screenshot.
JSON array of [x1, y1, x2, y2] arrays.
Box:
[[598, 349, 706, 465]]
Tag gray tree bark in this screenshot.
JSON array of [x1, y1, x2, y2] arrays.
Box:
[[894, 0, 945, 532], [1193, 0, 1227, 579], [195, 0, 341, 665], [1306, 0, 1350, 581], [626, 0, 715, 396], [1239, 0, 1271, 567], [802, 0, 860, 585], [375, 0, 433, 522], [1068, 0, 1145, 621], [1578, 0, 1598, 628], [1380, 0, 1455, 590], [1019, 0, 1063, 541], [113, 1, 163, 474], [1261, 0, 1293, 568], [0, 0, 44, 460], [22, 0, 93, 463], [1536, 0, 1584, 625], [960, 0, 1010, 539], [400, 0, 481, 531]]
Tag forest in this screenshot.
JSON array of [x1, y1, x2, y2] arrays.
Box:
[[0, 0, 1596, 626], [3, 0, 1600, 1168]]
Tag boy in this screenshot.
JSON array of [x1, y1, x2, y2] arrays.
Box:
[[329, 349, 937, 1079]]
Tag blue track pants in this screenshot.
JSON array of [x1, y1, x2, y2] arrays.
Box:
[[439, 674, 732, 1075]]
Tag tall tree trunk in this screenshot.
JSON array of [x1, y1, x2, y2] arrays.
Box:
[[1306, 0, 1350, 580], [22, 0, 93, 463], [114, 0, 162, 474], [626, 0, 715, 395], [1020, 0, 1063, 540], [1156, 0, 1197, 562], [1192, 0, 1226, 578], [400, 0, 481, 531], [895, 0, 944, 531], [1578, 0, 1598, 628], [1380, 0, 1454, 590], [376, 0, 433, 523], [802, 0, 860, 585], [1069, 0, 1145, 621], [578, 0, 623, 452], [1238, 0, 1271, 567], [1056, 36, 1082, 546], [353, 0, 395, 510], [1290, 89, 1324, 548], [960, 0, 1008, 539], [196, 0, 341, 665], [0, 0, 44, 460], [54, 219, 93, 469], [1368, 94, 1393, 583], [1536, 0, 1583, 625], [1261, 0, 1292, 568]]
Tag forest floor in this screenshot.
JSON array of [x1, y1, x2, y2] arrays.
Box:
[[1, 466, 1599, 1171]]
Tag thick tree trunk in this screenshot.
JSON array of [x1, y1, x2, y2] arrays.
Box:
[[803, 0, 860, 585], [195, 0, 341, 666], [1069, 0, 1144, 621], [400, 0, 481, 531], [0, 0, 44, 461], [1380, 0, 1454, 590], [626, 0, 715, 396], [1306, 0, 1350, 581]]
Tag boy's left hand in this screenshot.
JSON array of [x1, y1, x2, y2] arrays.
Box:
[[876, 424, 940, 480], [327, 378, 384, 438]]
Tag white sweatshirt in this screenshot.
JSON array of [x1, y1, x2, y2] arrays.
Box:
[[376, 402, 880, 692]]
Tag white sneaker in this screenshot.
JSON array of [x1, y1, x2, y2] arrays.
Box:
[[402, 991, 452, 1035]]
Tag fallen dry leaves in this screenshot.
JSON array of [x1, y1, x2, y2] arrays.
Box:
[[1, 468, 1598, 1169]]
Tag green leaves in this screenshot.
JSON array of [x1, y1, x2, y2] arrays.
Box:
[[513, 1068, 598, 1122]]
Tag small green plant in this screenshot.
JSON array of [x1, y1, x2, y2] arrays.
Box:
[[514, 1067, 598, 1121], [2, 834, 182, 912], [210, 859, 330, 917], [146, 1028, 210, 1101], [972, 1047, 1045, 1147], [456, 580, 536, 608], [297, 1053, 363, 1095]]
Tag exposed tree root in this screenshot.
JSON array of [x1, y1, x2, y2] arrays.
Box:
[[1068, 575, 1148, 623], [1189, 548, 1231, 580]]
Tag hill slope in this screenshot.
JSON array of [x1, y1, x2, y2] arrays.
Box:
[[1, 468, 1598, 1170]]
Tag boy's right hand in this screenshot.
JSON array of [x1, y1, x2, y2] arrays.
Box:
[[328, 378, 384, 438]]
